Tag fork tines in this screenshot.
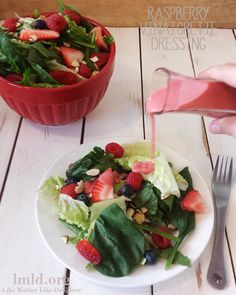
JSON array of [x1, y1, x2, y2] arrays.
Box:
[[213, 155, 233, 184]]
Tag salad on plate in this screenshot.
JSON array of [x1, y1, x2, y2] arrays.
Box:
[[0, 0, 114, 87], [38, 141, 209, 278]]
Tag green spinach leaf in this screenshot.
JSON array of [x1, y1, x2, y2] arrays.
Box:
[[66, 146, 123, 180], [104, 35, 115, 46], [30, 63, 59, 84], [162, 195, 175, 212], [91, 203, 145, 277], [0, 30, 25, 72], [160, 247, 191, 267], [133, 181, 158, 216], [179, 167, 193, 191], [165, 208, 195, 269], [28, 48, 45, 66], [32, 42, 62, 61]]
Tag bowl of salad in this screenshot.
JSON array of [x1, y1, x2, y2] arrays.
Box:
[[36, 138, 214, 287], [0, 1, 115, 126]]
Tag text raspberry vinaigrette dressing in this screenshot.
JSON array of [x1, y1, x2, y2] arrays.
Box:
[[147, 73, 236, 155]]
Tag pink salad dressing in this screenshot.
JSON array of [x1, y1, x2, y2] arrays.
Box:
[[147, 78, 236, 117]]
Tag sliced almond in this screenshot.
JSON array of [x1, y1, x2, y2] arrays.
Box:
[[29, 34, 38, 42], [133, 212, 145, 224], [141, 207, 148, 214], [127, 208, 135, 218], [81, 60, 87, 65], [136, 208, 142, 214], [90, 56, 99, 63], [63, 42, 71, 47], [61, 235, 69, 244], [71, 60, 80, 67], [168, 223, 176, 230], [92, 71, 99, 76], [86, 168, 100, 176], [122, 196, 132, 202]]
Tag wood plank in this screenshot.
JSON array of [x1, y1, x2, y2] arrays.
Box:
[[140, 28, 235, 293], [190, 28, 236, 275], [1, 0, 236, 28], [68, 28, 150, 294], [0, 119, 83, 294], [0, 100, 20, 195]]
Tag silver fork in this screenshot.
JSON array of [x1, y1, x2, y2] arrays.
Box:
[[207, 155, 233, 289]]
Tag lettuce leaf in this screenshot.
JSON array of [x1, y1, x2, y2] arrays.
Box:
[[58, 194, 90, 230], [172, 167, 188, 191], [38, 176, 65, 213]]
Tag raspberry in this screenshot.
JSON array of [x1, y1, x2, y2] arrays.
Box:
[[60, 183, 77, 199], [105, 142, 124, 158], [3, 18, 18, 32], [62, 9, 81, 25], [45, 14, 67, 32], [76, 240, 101, 265], [78, 64, 92, 79], [49, 70, 79, 85], [151, 226, 172, 249], [125, 172, 143, 191]]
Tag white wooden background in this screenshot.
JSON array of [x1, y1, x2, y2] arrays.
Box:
[[0, 27, 236, 295]]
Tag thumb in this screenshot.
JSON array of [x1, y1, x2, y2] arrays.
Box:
[[209, 117, 236, 136]]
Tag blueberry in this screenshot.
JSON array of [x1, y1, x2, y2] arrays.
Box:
[[77, 194, 91, 206], [32, 19, 47, 29], [144, 249, 159, 265], [120, 184, 134, 197]]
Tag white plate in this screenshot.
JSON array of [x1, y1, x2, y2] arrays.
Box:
[[35, 137, 214, 288]]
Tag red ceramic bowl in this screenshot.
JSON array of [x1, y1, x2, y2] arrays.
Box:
[[0, 17, 115, 126]]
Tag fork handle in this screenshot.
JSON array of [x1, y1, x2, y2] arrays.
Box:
[[207, 207, 228, 289]]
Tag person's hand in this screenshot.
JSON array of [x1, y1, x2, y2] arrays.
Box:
[[198, 63, 236, 137]]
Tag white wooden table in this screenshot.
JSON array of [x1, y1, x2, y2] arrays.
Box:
[[0, 27, 236, 295]]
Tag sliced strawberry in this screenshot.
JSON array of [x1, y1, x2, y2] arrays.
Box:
[[3, 18, 18, 32], [19, 29, 59, 41], [90, 27, 108, 50], [181, 189, 209, 213], [84, 178, 98, 195], [78, 64, 92, 79], [91, 168, 114, 203], [132, 161, 154, 174], [60, 183, 77, 199], [60, 47, 84, 68], [49, 70, 79, 85], [89, 52, 110, 69], [76, 239, 101, 265], [151, 226, 172, 249]]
